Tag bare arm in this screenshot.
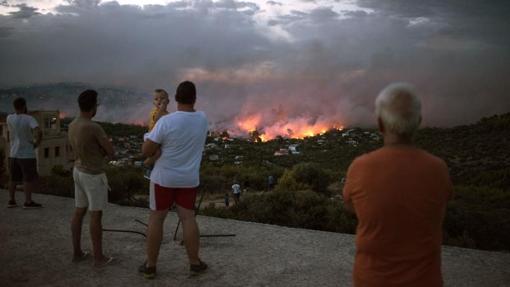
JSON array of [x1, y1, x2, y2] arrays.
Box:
[[343, 200, 355, 214], [142, 139, 160, 158], [342, 162, 358, 215], [98, 136, 114, 159], [33, 127, 42, 148], [95, 126, 114, 159]]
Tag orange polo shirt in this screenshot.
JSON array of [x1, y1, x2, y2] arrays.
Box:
[[343, 146, 453, 287]]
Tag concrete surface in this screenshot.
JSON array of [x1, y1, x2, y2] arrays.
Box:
[[0, 191, 509, 287]]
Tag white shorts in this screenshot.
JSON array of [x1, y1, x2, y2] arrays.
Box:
[[73, 168, 109, 211]]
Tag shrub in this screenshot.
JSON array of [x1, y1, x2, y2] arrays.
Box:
[[275, 170, 308, 192], [51, 165, 71, 177], [443, 186, 510, 250], [201, 190, 357, 233], [275, 163, 331, 195], [201, 174, 228, 193], [200, 163, 284, 192], [106, 167, 148, 205], [43, 174, 74, 198]]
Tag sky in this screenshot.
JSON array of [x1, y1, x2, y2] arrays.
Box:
[[1, 0, 509, 129]]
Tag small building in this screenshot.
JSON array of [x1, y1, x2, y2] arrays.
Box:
[[205, 143, 218, 150], [288, 144, 300, 155], [1, 110, 72, 177], [274, 148, 289, 156], [209, 154, 220, 161]]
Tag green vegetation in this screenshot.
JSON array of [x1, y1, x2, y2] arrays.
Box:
[[276, 163, 332, 195], [444, 186, 510, 250], [203, 190, 357, 233]]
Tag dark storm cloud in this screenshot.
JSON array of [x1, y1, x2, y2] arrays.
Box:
[[9, 4, 39, 18], [0, 0, 509, 128], [358, 0, 510, 47]]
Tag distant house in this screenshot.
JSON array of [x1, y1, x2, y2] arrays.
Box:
[[274, 148, 289, 156], [346, 139, 358, 147], [288, 144, 300, 155], [1, 110, 72, 176], [205, 143, 218, 150]]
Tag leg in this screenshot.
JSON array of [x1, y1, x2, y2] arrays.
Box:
[[176, 205, 201, 265], [81, 171, 110, 266], [7, 158, 22, 203], [20, 158, 39, 204], [145, 210, 169, 267], [23, 180, 36, 204], [8, 181, 16, 202], [71, 207, 87, 258], [90, 210, 109, 265]]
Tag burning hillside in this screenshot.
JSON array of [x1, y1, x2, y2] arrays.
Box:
[[233, 112, 344, 141]]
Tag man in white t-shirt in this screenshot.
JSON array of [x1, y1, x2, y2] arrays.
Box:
[[139, 81, 208, 279], [232, 182, 241, 205], [6, 97, 43, 209]]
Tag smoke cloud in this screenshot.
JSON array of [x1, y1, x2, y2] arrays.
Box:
[[0, 0, 509, 134]]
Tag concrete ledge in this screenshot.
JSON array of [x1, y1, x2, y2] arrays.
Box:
[[0, 191, 509, 286]]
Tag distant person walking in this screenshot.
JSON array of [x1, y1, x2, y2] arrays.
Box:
[[343, 83, 453, 287], [267, 175, 275, 191], [224, 192, 230, 207], [140, 81, 208, 279], [232, 182, 241, 204], [68, 90, 114, 267], [6, 97, 43, 209]]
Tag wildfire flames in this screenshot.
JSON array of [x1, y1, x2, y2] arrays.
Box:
[[235, 114, 343, 141]]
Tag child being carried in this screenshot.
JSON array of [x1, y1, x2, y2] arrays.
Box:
[[143, 89, 169, 179]]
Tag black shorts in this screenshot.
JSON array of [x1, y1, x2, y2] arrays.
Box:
[[8, 158, 39, 183]]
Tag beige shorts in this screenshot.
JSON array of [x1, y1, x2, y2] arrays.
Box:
[[73, 168, 109, 211]]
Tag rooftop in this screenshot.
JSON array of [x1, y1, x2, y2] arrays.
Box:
[[1, 191, 509, 286]]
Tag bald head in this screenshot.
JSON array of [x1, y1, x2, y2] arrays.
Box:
[[375, 83, 422, 136]]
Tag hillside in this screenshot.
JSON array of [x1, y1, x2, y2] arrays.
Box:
[[199, 113, 510, 189]]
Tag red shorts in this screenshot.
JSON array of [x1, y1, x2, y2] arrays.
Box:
[[149, 182, 197, 211]]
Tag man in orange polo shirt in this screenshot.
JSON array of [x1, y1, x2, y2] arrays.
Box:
[[343, 83, 453, 287]]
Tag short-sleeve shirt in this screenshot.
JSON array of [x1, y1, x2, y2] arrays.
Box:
[[232, 184, 241, 194], [343, 146, 453, 287], [147, 111, 208, 188], [6, 113, 39, 159], [68, 117, 109, 175]]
